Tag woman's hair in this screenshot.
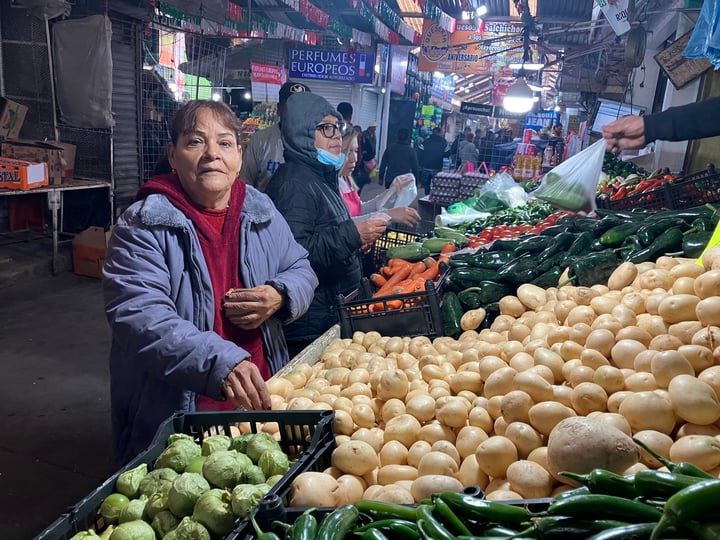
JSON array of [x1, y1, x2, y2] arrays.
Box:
[[341, 130, 360, 190], [168, 100, 243, 144]]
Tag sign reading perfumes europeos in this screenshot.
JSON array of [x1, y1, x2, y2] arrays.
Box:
[[288, 49, 375, 83]]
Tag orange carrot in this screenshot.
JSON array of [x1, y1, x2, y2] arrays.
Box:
[[410, 261, 427, 275], [440, 242, 457, 254], [373, 265, 412, 296], [370, 273, 387, 288]]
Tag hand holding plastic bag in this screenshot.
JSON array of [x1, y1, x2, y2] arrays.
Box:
[[390, 173, 418, 208], [480, 171, 528, 208], [531, 139, 606, 212]]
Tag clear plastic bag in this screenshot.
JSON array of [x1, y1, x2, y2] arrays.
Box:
[[480, 171, 528, 208], [391, 174, 418, 208], [531, 139, 606, 212]]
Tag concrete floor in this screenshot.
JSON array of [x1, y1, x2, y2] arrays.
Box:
[[0, 178, 414, 539]]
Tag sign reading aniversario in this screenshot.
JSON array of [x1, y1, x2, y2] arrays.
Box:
[[288, 49, 375, 83]]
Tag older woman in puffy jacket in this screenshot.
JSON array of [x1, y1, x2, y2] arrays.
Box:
[[103, 100, 318, 466], [266, 92, 387, 357]]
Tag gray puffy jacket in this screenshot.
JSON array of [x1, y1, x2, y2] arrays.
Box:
[[103, 186, 317, 466]]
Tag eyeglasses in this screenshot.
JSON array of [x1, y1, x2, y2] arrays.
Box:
[[315, 122, 345, 138]]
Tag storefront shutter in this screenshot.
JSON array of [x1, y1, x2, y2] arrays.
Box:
[[296, 80, 353, 112], [357, 87, 380, 132], [110, 17, 142, 215]]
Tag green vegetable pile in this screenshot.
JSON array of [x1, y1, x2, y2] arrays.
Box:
[[455, 201, 556, 235], [261, 448, 720, 539], [602, 151, 643, 178], [70, 432, 292, 540], [441, 204, 719, 337]]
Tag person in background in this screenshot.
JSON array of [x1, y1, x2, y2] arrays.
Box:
[[551, 124, 563, 137], [419, 127, 448, 195], [337, 102, 354, 130], [457, 128, 480, 168], [603, 97, 720, 152], [477, 130, 496, 167], [266, 92, 387, 358], [339, 130, 421, 226], [496, 128, 512, 144], [378, 128, 422, 189], [450, 127, 472, 168], [103, 100, 318, 466], [240, 80, 310, 192]]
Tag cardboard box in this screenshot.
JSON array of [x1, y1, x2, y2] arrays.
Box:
[[0, 97, 28, 139], [72, 226, 111, 279], [0, 157, 48, 190], [1, 140, 76, 185]]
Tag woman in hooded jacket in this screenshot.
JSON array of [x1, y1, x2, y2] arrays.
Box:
[[265, 92, 387, 357]]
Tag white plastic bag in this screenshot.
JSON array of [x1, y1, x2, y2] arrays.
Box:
[[479, 171, 528, 208], [392, 173, 418, 208], [532, 139, 606, 212]]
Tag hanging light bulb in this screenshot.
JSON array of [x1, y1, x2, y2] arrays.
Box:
[[503, 77, 534, 113]]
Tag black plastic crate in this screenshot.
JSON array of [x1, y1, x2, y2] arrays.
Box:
[[595, 181, 673, 211], [669, 164, 720, 209], [363, 221, 434, 275], [35, 410, 335, 540], [337, 269, 449, 339]]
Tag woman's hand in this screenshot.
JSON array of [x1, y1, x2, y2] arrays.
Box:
[[356, 218, 387, 249], [223, 361, 271, 410], [602, 115, 646, 152], [223, 285, 284, 330], [390, 174, 415, 193], [387, 207, 421, 227]]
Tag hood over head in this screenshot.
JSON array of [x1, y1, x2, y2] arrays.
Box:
[[281, 92, 342, 163]]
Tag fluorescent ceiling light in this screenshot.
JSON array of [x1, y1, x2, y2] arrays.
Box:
[[509, 63, 545, 70], [503, 77, 534, 113]]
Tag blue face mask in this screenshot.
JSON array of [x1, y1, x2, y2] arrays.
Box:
[[317, 148, 346, 170]]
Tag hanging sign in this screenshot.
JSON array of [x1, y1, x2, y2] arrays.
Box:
[[597, 0, 631, 36], [418, 20, 525, 75], [460, 102, 493, 116], [430, 72, 455, 105], [250, 63, 287, 102], [288, 48, 375, 83]]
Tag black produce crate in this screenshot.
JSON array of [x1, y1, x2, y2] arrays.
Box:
[[595, 181, 673, 211], [337, 268, 449, 339], [363, 221, 434, 275], [35, 410, 335, 540], [669, 164, 720, 209]]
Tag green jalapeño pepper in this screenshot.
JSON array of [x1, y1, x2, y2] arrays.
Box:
[[547, 494, 662, 523], [316, 505, 359, 540], [633, 469, 705, 499], [650, 479, 720, 540], [437, 491, 529, 525], [292, 508, 318, 540], [559, 470, 637, 499], [599, 222, 644, 247]]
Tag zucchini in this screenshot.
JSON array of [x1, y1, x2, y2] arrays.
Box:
[[385, 243, 430, 262]]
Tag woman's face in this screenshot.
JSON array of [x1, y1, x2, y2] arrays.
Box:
[[314, 114, 343, 156], [339, 137, 359, 176], [167, 108, 242, 209]]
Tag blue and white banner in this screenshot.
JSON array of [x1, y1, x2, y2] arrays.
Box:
[[288, 48, 375, 83]]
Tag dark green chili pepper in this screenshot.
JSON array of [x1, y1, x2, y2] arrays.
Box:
[[467, 250, 516, 269], [251, 512, 282, 540], [433, 497, 472, 536], [569, 249, 620, 287], [688, 521, 720, 540], [353, 500, 418, 522], [479, 525, 522, 537], [683, 231, 712, 258], [625, 227, 683, 263], [316, 504, 359, 540], [559, 470, 637, 499], [359, 529, 391, 540], [438, 491, 529, 524], [292, 508, 318, 540], [586, 522, 656, 540], [552, 485, 591, 500], [495, 253, 542, 285], [636, 217, 688, 246], [633, 469, 705, 499], [650, 479, 720, 539], [517, 517, 630, 540], [600, 222, 644, 247], [633, 437, 714, 479], [537, 231, 576, 262], [547, 494, 662, 523], [354, 519, 419, 539], [416, 504, 455, 540]]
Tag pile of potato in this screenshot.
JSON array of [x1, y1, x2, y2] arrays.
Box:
[[269, 250, 720, 507]]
